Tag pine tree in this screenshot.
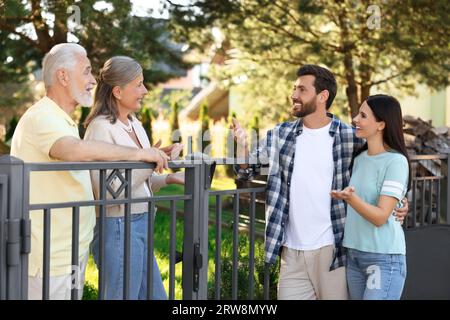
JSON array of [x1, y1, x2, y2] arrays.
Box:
[[198, 99, 210, 153], [225, 112, 237, 177], [139, 107, 156, 146], [249, 115, 259, 152], [170, 100, 180, 137]]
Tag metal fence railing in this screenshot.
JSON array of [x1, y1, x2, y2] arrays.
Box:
[[406, 155, 450, 227], [0, 153, 449, 300], [0, 157, 205, 300], [0, 155, 272, 300]]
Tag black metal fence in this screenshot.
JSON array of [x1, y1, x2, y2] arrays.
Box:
[[405, 154, 450, 227], [0, 154, 449, 300]]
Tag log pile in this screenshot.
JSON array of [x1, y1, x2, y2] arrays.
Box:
[[403, 115, 450, 155], [402, 116, 448, 226]]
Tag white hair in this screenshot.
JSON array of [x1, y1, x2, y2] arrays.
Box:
[[42, 43, 87, 87]]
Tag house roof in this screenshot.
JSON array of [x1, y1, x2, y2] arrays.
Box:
[[179, 82, 229, 121]]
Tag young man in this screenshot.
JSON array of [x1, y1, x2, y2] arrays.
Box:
[[231, 65, 408, 299], [10, 43, 179, 299]]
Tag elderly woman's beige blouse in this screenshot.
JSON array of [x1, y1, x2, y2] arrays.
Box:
[[84, 115, 167, 217]]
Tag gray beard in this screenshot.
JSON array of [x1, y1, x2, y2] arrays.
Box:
[[70, 84, 93, 107]]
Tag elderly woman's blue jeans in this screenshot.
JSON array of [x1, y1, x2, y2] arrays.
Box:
[[91, 213, 167, 300], [346, 248, 407, 300]]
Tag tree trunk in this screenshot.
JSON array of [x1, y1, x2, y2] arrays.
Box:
[[360, 84, 371, 104], [342, 49, 360, 118], [338, 6, 360, 119], [31, 0, 54, 53], [358, 15, 372, 107], [53, 2, 69, 45], [345, 82, 359, 119], [53, 18, 68, 45]]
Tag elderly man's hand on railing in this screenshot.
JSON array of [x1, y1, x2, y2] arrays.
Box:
[[138, 147, 169, 173]]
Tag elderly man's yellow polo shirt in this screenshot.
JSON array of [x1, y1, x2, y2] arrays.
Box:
[[11, 96, 95, 277]]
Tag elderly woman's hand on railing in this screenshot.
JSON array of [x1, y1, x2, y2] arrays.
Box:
[[165, 171, 185, 185], [153, 140, 184, 160]]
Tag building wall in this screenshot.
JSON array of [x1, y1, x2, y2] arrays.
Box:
[[398, 85, 449, 127], [153, 116, 231, 158]]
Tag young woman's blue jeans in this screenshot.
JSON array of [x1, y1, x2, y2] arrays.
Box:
[[346, 248, 406, 300], [91, 213, 167, 300]]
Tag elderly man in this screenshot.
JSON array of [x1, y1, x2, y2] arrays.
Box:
[[10, 43, 174, 300]]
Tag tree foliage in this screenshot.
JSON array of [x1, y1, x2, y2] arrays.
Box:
[[163, 89, 191, 134], [0, 0, 190, 84], [0, 0, 192, 145], [167, 0, 450, 119]]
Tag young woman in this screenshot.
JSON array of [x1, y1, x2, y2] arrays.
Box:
[[84, 56, 183, 300], [330, 94, 411, 300]]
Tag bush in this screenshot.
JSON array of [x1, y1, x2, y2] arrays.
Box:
[[207, 229, 278, 299], [83, 281, 98, 300]]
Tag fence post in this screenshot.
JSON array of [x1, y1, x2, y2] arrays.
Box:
[[182, 162, 201, 299], [196, 161, 214, 299], [182, 156, 211, 300], [446, 154, 450, 224], [0, 155, 27, 300]]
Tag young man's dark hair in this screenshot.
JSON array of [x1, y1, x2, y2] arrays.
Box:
[[297, 65, 337, 109]]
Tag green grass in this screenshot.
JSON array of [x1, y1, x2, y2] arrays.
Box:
[[83, 176, 276, 300], [84, 210, 185, 299]]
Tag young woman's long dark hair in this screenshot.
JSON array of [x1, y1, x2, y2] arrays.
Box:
[[352, 94, 411, 191]]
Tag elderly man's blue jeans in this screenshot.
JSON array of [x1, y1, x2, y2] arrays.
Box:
[[346, 248, 407, 300], [91, 213, 167, 300]]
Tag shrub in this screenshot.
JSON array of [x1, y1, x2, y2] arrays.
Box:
[[82, 281, 98, 300], [207, 229, 278, 299]]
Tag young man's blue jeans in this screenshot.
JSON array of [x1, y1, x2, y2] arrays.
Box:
[[91, 213, 167, 300], [346, 248, 406, 300]]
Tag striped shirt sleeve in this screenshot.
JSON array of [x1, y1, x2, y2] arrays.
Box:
[[380, 156, 409, 201]]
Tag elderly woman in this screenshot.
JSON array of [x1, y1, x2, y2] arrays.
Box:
[[84, 56, 183, 300]]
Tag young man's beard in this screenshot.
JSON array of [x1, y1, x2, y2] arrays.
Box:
[[292, 97, 317, 118]]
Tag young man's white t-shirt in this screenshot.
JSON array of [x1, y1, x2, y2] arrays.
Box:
[[283, 122, 335, 250]]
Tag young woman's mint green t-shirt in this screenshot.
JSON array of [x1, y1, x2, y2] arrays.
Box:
[[343, 150, 409, 255]]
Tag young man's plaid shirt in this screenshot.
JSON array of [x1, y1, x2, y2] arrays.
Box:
[[236, 113, 364, 270]]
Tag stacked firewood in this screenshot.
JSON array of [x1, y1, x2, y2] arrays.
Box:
[[402, 116, 449, 226], [403, 115, 450, 155]]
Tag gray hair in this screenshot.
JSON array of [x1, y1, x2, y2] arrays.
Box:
[[84, 56, 143, 127], [42, 43, 87, 87]]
